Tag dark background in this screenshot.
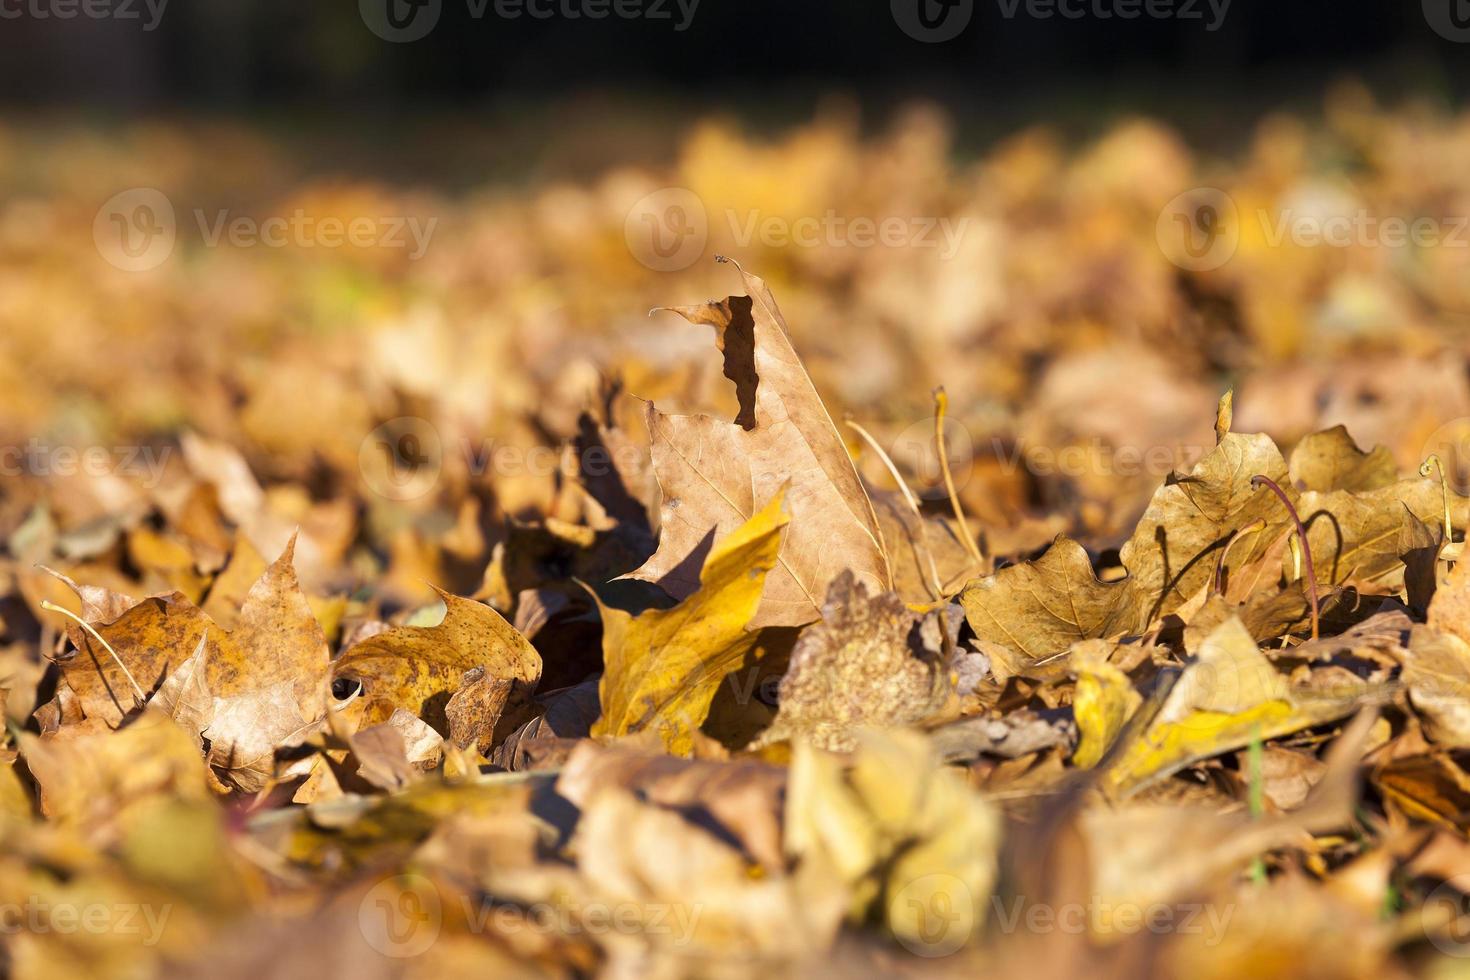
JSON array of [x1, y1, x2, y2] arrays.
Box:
[[1, 0, 1466, 173]]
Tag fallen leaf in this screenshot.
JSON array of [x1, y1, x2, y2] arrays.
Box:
[[1119, 431, 1294, 628], [960, 535, 1130, 665], [753, 571, 958, 751], [330, 588, 541, 744], [629, 263, 890, 627], [593, 491, 786, 755]]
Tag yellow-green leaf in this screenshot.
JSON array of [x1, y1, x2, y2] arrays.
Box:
[[593, 491, 788, 755]]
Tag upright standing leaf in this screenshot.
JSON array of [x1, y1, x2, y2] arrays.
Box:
[[629, 263, 890, 627]]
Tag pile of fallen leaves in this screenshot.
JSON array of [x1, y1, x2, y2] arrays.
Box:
[[3, 257, 1470, 978]]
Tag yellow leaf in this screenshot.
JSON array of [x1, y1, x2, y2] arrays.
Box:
[[593, 491, 788, 755], [1104, 616, 1365, 795], [1070, 640, 1142, 769]]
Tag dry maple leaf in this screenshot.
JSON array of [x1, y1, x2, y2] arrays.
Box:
[[1298, 477, 1468, 590], [627, 261, 890, 628], [43, 536, 328, 706], [959, 534, 1131, 667], [1103, 616, 1379, 795], [752, 571, 959, 752], [1119, 430, 1295, 629], [569, 787, 840, 968], [149, 633, 214, 750], [1287, 425, 1400, 494], [557, 738, 787, 868], [330, 588, 542, 744], [593, 491, 787, 756]]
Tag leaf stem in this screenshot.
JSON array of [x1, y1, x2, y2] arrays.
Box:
[[845, 417, 944, 601], [933, 387, 983, 565], [1250, 475, 1319, 641], [1421, 453, 1455, 546], [39, 599, 147, 705], [1212, 518, 1266, 596]]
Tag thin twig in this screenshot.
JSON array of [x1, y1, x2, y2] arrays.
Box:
[[933, 386, 983, 564], [1251, 475, 1319, 641], [1421, 453, 1456, 546], [1212, 518, 1266, 596], [845, 417, 944, 601], [40, 600, 147, 705]]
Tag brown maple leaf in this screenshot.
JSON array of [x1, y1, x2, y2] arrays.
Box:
[[627, 261, 891, 628]]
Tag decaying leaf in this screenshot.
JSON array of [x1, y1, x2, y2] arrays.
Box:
[[1287, 425, 1399, 493], [629, 263, 890, 627], [785, 729, 1001, 955], [1119, 432, 1294, 628], [959, 535, 1130, 666], [753, 571, 959, 751], [330, 588, 541, 744], [593, 492, 786, 755], [1104, 616, 1377, 794], [1071, 640, 1142, 769]]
